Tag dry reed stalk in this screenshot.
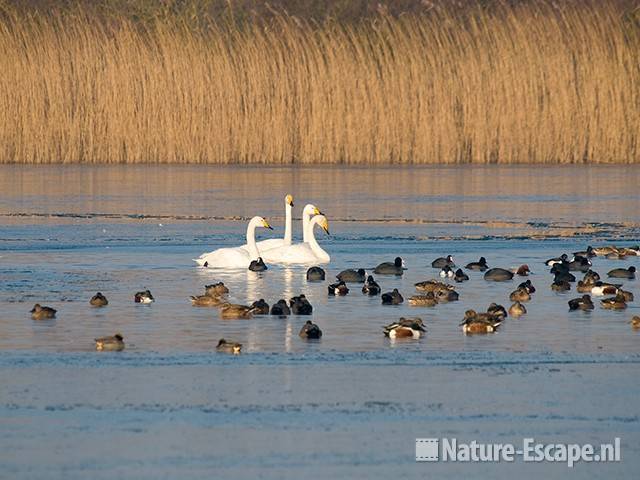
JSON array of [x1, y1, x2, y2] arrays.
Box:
[[0, 2, 638, 164]]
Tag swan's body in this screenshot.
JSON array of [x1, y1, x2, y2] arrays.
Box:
[[260, 215, 330, 264], [194, 216, 272, 268]]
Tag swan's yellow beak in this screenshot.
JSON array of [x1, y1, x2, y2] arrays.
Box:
[[313, 206, 322, 215], [262, 219, 273, 230], [286, 194, 294, 207], [321, 218, 330, 235]]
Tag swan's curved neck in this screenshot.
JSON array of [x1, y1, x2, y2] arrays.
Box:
[[284, 203, 292, 245], [307, 217, 327, 259], [302, 209, 312, 243], [246, 219, 260, 260]]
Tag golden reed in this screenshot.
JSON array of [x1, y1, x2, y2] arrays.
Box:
[[0, 2, 638, 164]]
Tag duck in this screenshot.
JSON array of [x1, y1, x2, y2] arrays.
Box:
[[567, 256, 592, 272], [270, 299, 291, 316], [545, 254, 571, 266], [261, 215, 330, 264], [509, 287, 531, 302], [439, 265, 454, 278], [573, 246, 596, 258], [408, 292, 438, 307], [299, 320, 323, 339], [484, 268, 513, 281], [383, 317, 426, 339], [465, 257, 488, 271], [454, 269, 469, 282], [216, 339, 242, 354], [250, 299, 270, 315], [590, 281, 621, 296], [593, 246, 619, 256], [551, 280, 571, 292], [381, 289, 404, 305], [373, 257, 405, 275], [220, 303, 255, 319], [459, 310, 501, 334], [134, 290, 154, 303], [509, 301, 527, 317], [336, 268, 366, 283], [306, 266, 326, 281], [290, 294, 313, 315], [487, 303, 508, 320], [205, 282, 229, 296], [583, 270, 601, 283], [515, 265, 531, 276], [89, 292, 108, 307], [190, 294, 225, 306], [362, 275, 381, 295], [328, 281, 349, 296], [30, 304, 56, 320], [606, 252, 626, 260], [94, 333, 124, 351], [568, 294, 594, 311], [552, 265, 576, 282], [619, 246, 640, 256], [432, 255, 455, 269], [619, 289, 634, 302], [554, 272, 576, 283], [195, 216, 273, 268], [517, 279, 536, 293], [576, 281, 594, 293], [631, 316, 640, 328], [607, 266, 636, 279], [373, 257, 406, 276], [248, 257, 268, 272], [436, 289, 459, 303], [414, 280, 454, 293], [601, 293, 627, 310]]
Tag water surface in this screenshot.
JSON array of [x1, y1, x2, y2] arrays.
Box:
[[1, 165, 639, 478]]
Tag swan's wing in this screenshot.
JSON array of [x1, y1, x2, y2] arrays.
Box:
[[261, 243, 317, 264], [236, 238, 286, 255], [194, 247, 251, 268], [256, 239, 286, 251]]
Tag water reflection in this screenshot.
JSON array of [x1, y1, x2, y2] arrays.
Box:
[[1, 164, 639, 225]]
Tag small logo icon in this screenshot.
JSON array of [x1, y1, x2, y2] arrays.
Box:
[[416, 438, 439, 462]]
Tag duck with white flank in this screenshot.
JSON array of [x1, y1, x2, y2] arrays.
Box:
[[383, 317, 426, 339], [362, 275, 381, 295]]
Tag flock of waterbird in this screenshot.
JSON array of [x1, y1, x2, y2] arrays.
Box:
[[26, 194, 640, 353]]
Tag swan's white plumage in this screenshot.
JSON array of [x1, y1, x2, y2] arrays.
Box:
[[194, 216, 271, 268], [261, 215, 330, 264]]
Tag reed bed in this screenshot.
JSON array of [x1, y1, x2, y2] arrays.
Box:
[[0, 1, 638, 164]]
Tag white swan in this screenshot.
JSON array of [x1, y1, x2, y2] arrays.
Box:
[[194, 216, 273, 268], [261, 215, 330, 264], [302, 204, 322, 243], [241, 194, 294, 253]]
